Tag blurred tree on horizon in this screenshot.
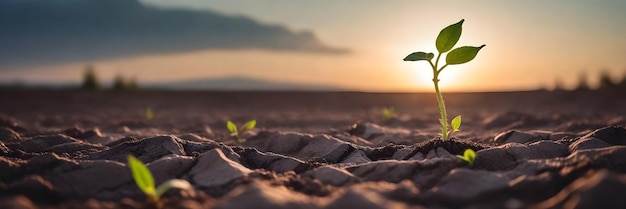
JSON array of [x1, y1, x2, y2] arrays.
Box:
[[81, 65, 101, 90], [80, 64, 139, 91], [112, 74, 139, 91], [598, 71, 618, 90], [571, 70, 626, 91], [574, 72, 590, 91]]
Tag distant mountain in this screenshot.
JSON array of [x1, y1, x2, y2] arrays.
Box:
[[143, 76, 347, 91]]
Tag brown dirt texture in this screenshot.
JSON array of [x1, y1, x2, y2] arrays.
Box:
[[1, 89, 626, 209]]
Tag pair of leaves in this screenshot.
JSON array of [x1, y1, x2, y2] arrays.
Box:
[[437, 19, 484, 65], [403, 19, 484, 65], [127, 155, 193, 202], [456, 149, 476, 166], [227, 120, 257, 137], [227, 120, 256, 144]]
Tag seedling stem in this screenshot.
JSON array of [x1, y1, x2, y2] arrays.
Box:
[[432, 64, 449, 141]]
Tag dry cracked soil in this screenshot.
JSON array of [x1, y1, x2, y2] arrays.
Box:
[[1, 90, 626, 209]]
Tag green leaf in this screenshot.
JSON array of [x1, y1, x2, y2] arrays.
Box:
[[226, 121, 237, 135], [403, 52, 434, 61], [464, 149, 476, 165], [155, 179, 194, 199], [436, 19, 464, 53], [446, 45, 485, 65], [240, 120, 256, 132], [127, 155, 156, 199], [451, 115, 462, 132], [456, 149, 476, 166]]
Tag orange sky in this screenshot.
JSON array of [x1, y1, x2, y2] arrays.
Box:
[[2, 0, 625, 92]]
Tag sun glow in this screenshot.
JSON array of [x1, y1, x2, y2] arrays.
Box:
[[405, 62, 463, 92], [436, 65, 465, 89]]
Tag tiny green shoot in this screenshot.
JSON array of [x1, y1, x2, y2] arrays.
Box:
[[127, 155, 193, 204], [145, 107, 154, 121], [227, 120, 256, 143], [382, 107, 396, 122], [449, 115, 462, 138], [403, 19, 484, 141], [456, 149, 476, 166]]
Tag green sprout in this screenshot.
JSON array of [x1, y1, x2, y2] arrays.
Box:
[[226, 120, 256, 144], [403, 19, 484, 141], [127, 155, 193, 204], [145, 107, 154, 121], [456, 149, 476, 166], [382, 107, 396, 122]]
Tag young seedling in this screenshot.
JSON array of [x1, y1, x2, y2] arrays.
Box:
[[382, 107, 396, 122], [145, 107, 154, 121], [127, 155, 193, 206], [457, 149, 476, 166], [404, 19, 484, 141], [226, 120, 256, 143]]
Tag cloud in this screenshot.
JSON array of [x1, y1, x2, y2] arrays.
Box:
[[0, 0, 347, 68]]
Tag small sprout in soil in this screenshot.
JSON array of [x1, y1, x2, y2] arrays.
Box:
[[382, 107, 396, 122], [227, 120, 256, 143], [457, 149, 476, 166], [403, 19, 485, 141], [127, 155, 193, 205], [449, 115, 462, 138], [145, 107, 154, 121]]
